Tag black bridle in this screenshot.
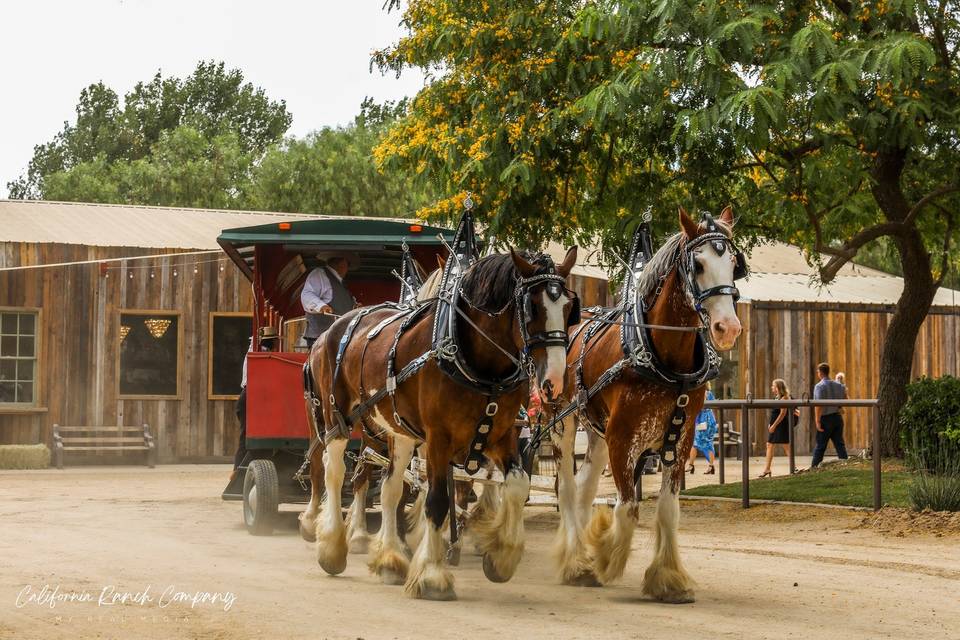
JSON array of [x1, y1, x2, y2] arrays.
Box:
[[516, 273, 581, 353], [673, 214, 749, 321]]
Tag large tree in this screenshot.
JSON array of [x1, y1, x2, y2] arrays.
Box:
[[375, 0, 960, 454], [8, 61, 292, 200], [246, 98, 438, 216]]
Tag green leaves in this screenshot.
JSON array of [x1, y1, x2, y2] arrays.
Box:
[[8, 61, 292, 200], [867, 34, 936, 88]]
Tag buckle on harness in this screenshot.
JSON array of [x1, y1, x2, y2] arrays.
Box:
[[676, 394, 690, 408], [386, 376, 397, 393], [485, 402, 498, 416]]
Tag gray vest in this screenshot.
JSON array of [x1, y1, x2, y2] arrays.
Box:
[[305, 267, 355, 338]]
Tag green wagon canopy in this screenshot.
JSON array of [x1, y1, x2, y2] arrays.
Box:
[[217, 217, 454, 332]]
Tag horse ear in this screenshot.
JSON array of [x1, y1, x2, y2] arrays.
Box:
[[510, 248, 537, 277], [557, 246, 577, 279], [719, 205, 734, 227], [679, 206, 699, 239]]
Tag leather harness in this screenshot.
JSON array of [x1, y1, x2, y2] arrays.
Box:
[[305, 208, 580, 476]]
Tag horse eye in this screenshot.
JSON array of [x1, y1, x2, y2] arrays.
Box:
[[694, 261, 704, 275]]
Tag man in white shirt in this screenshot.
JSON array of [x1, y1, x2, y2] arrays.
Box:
[[301, 256, 356, 349]]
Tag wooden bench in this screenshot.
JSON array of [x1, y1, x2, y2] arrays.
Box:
[[714, 422, 742, 460], [52, 424, 156, 469]]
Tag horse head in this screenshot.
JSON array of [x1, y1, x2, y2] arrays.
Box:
[[678, 205, 743, 351], [510, 246, 578, 403]]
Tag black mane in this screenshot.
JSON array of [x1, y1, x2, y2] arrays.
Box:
[[461, 251, 555, 312]]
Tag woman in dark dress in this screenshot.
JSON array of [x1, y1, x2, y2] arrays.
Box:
[[759, 378, 795, 478]]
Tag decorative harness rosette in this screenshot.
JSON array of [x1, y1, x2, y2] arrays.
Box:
[[534, 212, 747, 467]]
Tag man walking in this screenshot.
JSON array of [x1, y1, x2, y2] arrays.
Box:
[[811, 362, 848, 467], [301, 255, 356, 349]]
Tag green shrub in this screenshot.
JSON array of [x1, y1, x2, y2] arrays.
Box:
[[899, 375, 960, 473], [907, 444, 960, 511], [0, 444, 51, 469]]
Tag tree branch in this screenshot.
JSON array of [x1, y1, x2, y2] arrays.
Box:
[[934, 212, 955, 287], [817, 222, 908, 282], [596, 132, 616, 203], [904, 183, 960, 227]]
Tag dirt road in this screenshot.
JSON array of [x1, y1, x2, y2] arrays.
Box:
[[1, 465, 957, 640]]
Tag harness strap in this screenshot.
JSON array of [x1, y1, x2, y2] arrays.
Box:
[[659, 386, 691, 466], [463, 399, 499, 475]]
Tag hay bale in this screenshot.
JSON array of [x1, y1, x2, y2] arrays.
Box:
[[0, 444, 52, 469]]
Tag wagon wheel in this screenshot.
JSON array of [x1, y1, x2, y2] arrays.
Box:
[[243, 459, 279, 536]]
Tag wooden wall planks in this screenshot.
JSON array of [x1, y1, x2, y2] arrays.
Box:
[[0, 242, 251, 462], [744, 303, 960, 455]]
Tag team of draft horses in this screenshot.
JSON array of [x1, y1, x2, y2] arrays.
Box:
[[298, 205, 746, 603]]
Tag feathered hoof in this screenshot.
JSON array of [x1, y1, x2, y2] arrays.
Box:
[[482, 553, 511, 583], [316, 530, 348, 576], [657, 590, 696, 604], [563, 570, 602, 588], [418, 585, 458, 601], [381, 568, 405, 586], [299, 516, 317, 543], [348, 534, 369, 555], [642, 566, 696, 604], [317, 552, 347, 576]]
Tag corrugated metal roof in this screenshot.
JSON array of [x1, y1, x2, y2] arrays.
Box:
[[2, 200, 956, 307], [738, 272, 960, 307], [545, 239, 960, 308], [0, 199, 323, 250]]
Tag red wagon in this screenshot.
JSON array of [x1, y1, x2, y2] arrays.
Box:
[[217, 217, 453, 534]]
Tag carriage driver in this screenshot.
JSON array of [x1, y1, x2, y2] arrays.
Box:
[[301, 255, 356, 349]]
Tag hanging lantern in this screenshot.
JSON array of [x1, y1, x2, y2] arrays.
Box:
[[144, 318, 172, 339]]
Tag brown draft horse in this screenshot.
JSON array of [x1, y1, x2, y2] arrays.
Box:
[[552, 207, 742, 603], [308, 247, 577, 600], [298, 261, 439, 550]]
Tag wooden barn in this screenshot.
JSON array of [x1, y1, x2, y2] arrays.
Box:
[[732, 243, 960, 455], [0, 200, 320, 463], [2, 199, 957, 462]]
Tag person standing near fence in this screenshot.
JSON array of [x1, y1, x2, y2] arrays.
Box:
[[812, 362, 848, 467], [687, 385, 718, 475], [759, 378, 798, 478]]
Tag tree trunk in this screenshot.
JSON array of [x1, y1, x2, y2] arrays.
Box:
[[871, 150, 938, 456], [876, 259, 936, 456]]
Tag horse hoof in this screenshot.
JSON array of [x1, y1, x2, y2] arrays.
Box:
[[658, 591, 696, 604], [482, 553, 511, 584], [381, 568, 405, 586], [565, 571, 602, 588], [317, 555, 347, 576], [419, 585, 457, 601], [349, 536, 369, 555]]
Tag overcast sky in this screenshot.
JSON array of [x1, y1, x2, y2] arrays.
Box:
[[0, 1, 426, 198]]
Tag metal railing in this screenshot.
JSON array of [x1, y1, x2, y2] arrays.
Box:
[[702, 398, 881, 510]]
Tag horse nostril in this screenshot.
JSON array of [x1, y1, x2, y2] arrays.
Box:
[[712, 321, 725, 335]]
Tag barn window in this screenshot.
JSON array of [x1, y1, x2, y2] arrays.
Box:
[[0, 310, 39, 406], [118, 311, 181, 398], [208, 313, 253, 399]]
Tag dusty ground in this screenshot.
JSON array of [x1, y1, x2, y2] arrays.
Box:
[[1, 465, 958, 640]]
